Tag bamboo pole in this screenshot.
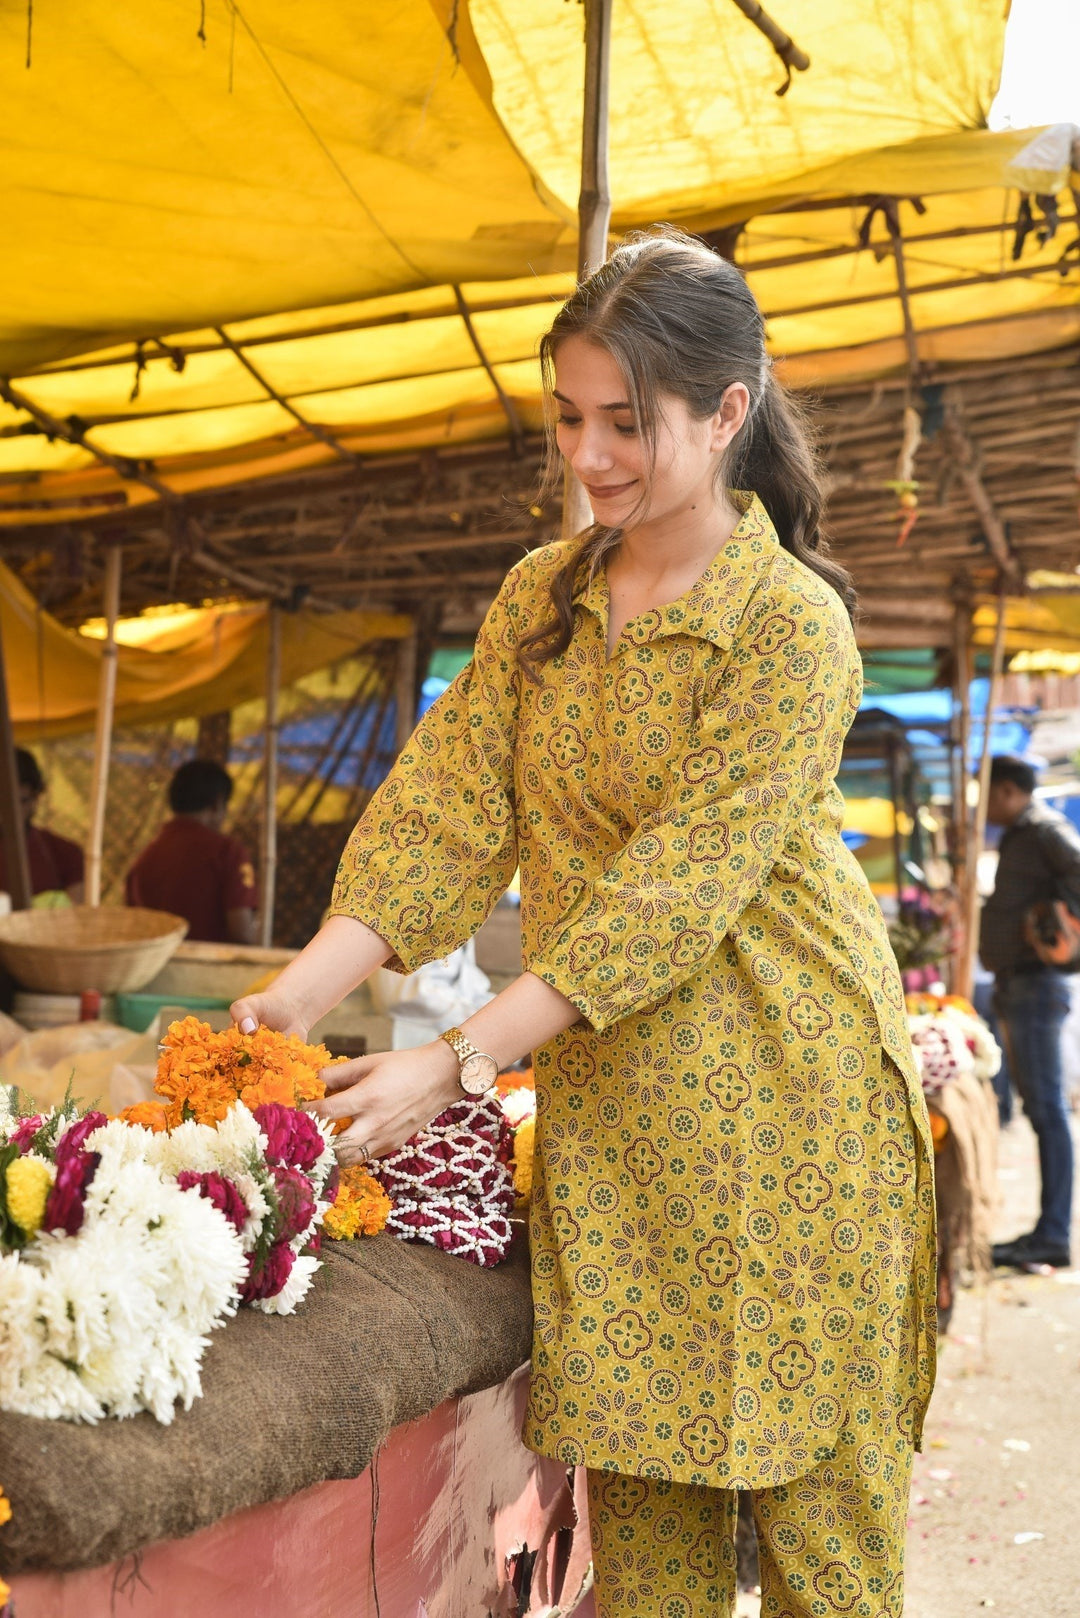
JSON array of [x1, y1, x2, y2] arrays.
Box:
[[950, 598, 974, 995], [259, 605, 282, 949], [959, 582, 1009, 999], [85, 546, 122, 908], [0, 613, 31, 911], [394, 624, 419, 754], [562, 0, 613, 543]]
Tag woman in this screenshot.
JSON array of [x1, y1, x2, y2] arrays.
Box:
[[233, 229, 936, 1617]]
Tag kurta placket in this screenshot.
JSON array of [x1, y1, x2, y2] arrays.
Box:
[[331, 495, 937, 1490]]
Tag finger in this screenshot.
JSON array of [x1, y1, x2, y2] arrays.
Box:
[[230, 996, 262, 1035], [309, 1083, 368, 1120], [330, 1121, 378, 1166], [320, 1054, 374, 1093]]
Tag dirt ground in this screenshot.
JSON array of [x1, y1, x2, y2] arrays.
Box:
[[733, 1112, 1080, 1618]]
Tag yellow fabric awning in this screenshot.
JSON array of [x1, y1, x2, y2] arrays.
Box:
[[3, 0, 1070, 526], [2, 560, 410, 741]]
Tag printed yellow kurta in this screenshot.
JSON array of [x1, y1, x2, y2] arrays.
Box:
[[332, 495, 936, 1490]]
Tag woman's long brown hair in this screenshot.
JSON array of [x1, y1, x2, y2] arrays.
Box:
[[517, 228, 856, 683]]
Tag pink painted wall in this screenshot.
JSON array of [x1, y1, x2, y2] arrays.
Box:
[[9, 1366, 596, 1618]]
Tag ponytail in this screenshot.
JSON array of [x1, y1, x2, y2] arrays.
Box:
[[731, 375, 857, 621]]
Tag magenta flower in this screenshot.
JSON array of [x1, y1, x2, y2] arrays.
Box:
[[8, 1114, 45, 1154], [253, 1103, 324, 1171], [55, 1111, 108, 1162], [42, 1153, 95, 1236], [241, 1240, 295, 1302], [176, 1170, 248, 1233], [271, 1165, 316, 1242]]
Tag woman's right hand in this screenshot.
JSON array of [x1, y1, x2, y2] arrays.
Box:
[[229, 988, 309, 1039]]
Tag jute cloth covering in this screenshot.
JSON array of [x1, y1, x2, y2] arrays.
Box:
[[0, 1233, 533, 1574]]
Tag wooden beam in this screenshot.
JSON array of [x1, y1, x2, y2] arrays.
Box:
[[942, 407, 1022, 582], [452, 288, 524, 454], [259, 606, 282, 949], [950, 595, 974, 997], [0, 381, 177, 504], [213, 327, 358, 466], [394, 624, 419, 753], [0, 611, 31, 910], [563, 0, 613, 543], [960, 581, 1008, 997], [85, 545, 121, 907], [728, 0, 809, 93]]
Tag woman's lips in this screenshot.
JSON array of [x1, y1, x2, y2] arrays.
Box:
[[584, 480, 636, 500]]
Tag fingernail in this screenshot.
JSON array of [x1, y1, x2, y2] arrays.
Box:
[[239, 1016, 257, 1034]]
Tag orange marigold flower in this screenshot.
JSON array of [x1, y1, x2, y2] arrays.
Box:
[[322, 1166, 391, 1240], [117, 1101, 170, 1133], [152, 1017, 336, 1126]]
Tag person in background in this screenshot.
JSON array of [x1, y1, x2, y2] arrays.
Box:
[[0, 748, 84, 904], [982, 754, 1079, 1269], [126, 759, 258, 945]]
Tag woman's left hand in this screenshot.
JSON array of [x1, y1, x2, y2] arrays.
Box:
[[308, 1041, 463, 1167]]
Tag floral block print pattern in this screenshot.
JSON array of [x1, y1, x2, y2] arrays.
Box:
[[587, 1426, 912, 1617], [332, 494, 936, 1489]]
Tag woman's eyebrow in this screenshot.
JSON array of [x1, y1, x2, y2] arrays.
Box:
[[553, 390, 633, 412]]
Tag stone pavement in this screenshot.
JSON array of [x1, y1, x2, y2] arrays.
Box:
[[734, 1112, 1080, 1618]]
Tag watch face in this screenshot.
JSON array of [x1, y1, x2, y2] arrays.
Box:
[[459, 1051, 498, 1096]]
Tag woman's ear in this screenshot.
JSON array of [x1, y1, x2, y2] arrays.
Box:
[[708, 383, 751, 452]]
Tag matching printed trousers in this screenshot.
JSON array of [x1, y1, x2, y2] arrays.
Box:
[[587, 1430, 913, 1618]]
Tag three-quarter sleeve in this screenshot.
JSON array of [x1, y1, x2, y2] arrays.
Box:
[[528, 579, 861, 1031], [329, 565, 526, 972]]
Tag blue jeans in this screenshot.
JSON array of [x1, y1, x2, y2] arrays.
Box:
[[994, 971, 1074, 1249]]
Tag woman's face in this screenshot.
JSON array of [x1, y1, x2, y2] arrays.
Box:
[[552, 334, 748, 530]]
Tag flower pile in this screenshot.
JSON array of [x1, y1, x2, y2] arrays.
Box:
[[905, 993, 1002, 1095], [0, 1020, 537, 1425], [0, 1091, 247, 1423], [149, 1016, 336, 1125]]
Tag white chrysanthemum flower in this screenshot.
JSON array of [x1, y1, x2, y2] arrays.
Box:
[[212, 1102, 266, 1161], [255, 1252, 320, 1316]]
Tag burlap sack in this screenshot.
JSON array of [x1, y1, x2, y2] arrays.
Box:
[[0, 1232, 534, 1574]]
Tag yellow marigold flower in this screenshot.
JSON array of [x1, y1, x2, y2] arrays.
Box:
[[5, 1155, 55, 1236], [0, 1484, 11, 1526], [512, 1116, 535, 1206], [322, 1166, 391, 1240]]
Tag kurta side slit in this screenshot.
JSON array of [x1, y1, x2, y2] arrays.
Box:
[[331, 495, 937, 1492]]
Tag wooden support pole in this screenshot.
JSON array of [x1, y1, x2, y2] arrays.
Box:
[[85, 546, 122, 908], [887, 734, 905, 902], [942, 407, 1021, 583], [394, 625, 419, 754], [562, 0, 613, 544], [950, 596, 973, 992], [727, 0, 810, 92], [259, 606, 282, 949], [959, 582, 1009, 999], [0, 613, 32, 911]]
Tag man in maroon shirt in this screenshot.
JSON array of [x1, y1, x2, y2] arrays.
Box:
[[126, 760, 258, 944], [0, 749, 85, 902]]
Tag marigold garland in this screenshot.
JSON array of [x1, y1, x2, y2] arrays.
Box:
[[321, 1165, 391, 1240]]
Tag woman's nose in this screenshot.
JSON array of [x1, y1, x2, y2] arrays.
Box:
[[572, 423, 616, 475]]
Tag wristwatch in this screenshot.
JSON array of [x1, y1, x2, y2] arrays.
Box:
[[439, 1027, 499, 1098]]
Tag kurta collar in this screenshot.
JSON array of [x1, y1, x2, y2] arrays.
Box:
[[577, 492, 780, 653]]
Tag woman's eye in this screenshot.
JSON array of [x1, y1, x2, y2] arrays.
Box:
[[615, 423, 638, 437], [556, 415, 582, 428]]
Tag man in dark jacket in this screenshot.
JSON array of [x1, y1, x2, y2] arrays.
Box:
[[981, 755, 1079, 1268]]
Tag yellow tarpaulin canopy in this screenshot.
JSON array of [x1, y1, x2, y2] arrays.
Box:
[[972, 595, 1080, 658], [2, 560, 410, 741], [3, 1, 1072, 525]]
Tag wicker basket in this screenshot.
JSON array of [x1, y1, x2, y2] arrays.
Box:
[[0, 907, 189, 995]]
